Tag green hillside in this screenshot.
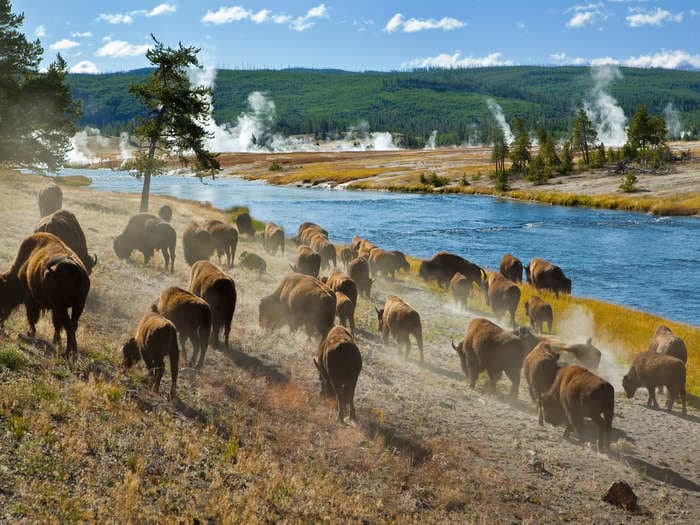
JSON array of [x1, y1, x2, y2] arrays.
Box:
[[66, 66, 700, 146]]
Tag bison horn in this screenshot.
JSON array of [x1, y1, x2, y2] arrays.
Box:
[[374, 306, 380, 314], [91, 253, 98, 266], [451, 339, 459, 351]]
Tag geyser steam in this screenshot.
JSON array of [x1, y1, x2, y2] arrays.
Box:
[[486, 98, 513, 144], [584, 65, 627, 147]]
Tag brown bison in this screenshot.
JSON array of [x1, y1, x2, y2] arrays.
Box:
[[357, 240, 378, 259], [35, 209, 97, 275], [376, 295, 424, 362], [484, 272, 521, 327], [158, 204, 172, 222], [339, 245, 357, 267], [622, 352, 686, 414], [189, 261, 237, 349], [499, 253, 523, 283], [297, 222, 327, 245], [419, 251, 486, 290], [115, 213, 176, 271], [540, 336, 602, 371], [525, 258, 571, 296], [523, 343, 561, 424], [323, 269, 358, 307], [235, 212, 255, 237], [38, 181, 62, 217], [449, 273, 471, 309], [147, 220, 177, 272], [351, 235, 363, 251], [369, 249, 410, 280], [0, 232, 90, 360], [451, 318, 539, 397], [152, 287, 211, 369], [263, 222, 285, 256], [204, 219, 238, 267], [259, 273, 336, 338], [524, 296, 553, 333], [314, 325, 362, 422], [647, 325, 688, 364], [540, 365, 614, 451], [238, 251, 267, 274], [310, 234, 337, 269], [335, 291, 356, 335], [182, 221, 215, 266], [348, 256, 373, 299], [122, 313, 179, 401], [292, 246, 321, 278]]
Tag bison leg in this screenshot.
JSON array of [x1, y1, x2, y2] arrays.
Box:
[[346, 380, 358, 422], [152, 360, 164, 393], [537, 401, 544, 426], [505, 367, 521, 398], [60, 309, 78, 360], [196, 333, 208, 369], [179, 334, 188, 363], [24, 300, 40, 338], [646, 384, 659, 409], [223, 319, 231, 350], [565, 408, 585, 441], [593, 414, 609, 451], [665, 385, 677, 412], [50, 310, 63, 346]]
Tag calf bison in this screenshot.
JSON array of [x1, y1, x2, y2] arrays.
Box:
[[292, 246, 321, 278], [369, 249, 410, 280], [259, 273, 336, 338], [35, 209, 97, 275], [115, 213, 176, 271], [189, 261, 236, 349], [334, 291, 356, 335], [238, 251, 267, 274], [499, 253, 523, 283], [523, 343, 561, 424], [419, 251, 485, 290], [348, 256, 373, 299], [263, 222, 285, 256], [203, 219, 238, 267], [524, 296, 553, 333], [376, 295, 424, 362], [315, 326, 362, 422], [451, 318, 539, 397], [158, 204, 172, 222], [235, 212, 255, 237], [449, 273, 471, 309], [525, 258, 571, 296], [38, 181, 62, 217], [540, 365, 614, 451], [622, 352, 686, 414], [182, 221, 215, 266], [647, 325, 688, 364], [0, 232, 90, 360], [152, 287, 211, 369], [484, 272, 521, 327], [122, 313, 179, 401]]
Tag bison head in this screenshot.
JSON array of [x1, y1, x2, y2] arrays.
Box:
[[113, 234, 131, 259], [0, 274, 24, 324], [540, 393, 565, 426], [122, 338, 140, 368], [622, 374, 637, 399], [258, 295, 284, 331]]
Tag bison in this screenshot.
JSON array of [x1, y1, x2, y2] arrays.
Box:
[[122, 313, 179, 401], [38, 181, 62, 217], [259, 273, 336, 338], [114, 213, 176, 271], [158, 204, 172, 222], [238, 251, 267, 274], [499, 253, 523, 283], [334, 291, 356, 336], [540, 365, 614, 451], [292, 246, 321, 278], [263, 222, 285, 256], [449, 273, 471, 310], [451, 318, 539, 397], [622, 352, 686, 415], [524, 296, 553, 333], [0, 232, 90, 360], [419, 251, 485, 290], [235, 212, 255, 237], [525, 258, 571, 296], [348, 256, 373, 299], [189, 261, 237, 349], [310, 234, 337, 270], [314, 325, 362, 422], [296, 222, 327, 245], [35, 209, 97, 275], [182, 221, 215, 266], [523, 343, 561, 424], [541, 336, 601, 371], [204, 219, 238, 267], [322, 269, 358, 307], [369, 249, 410, 280], [339, 245, 357, 268], [483, 272, 521, 327], [376, 295, 424, 362], [647, 325, 688, 364], [152, 287, 211, 369]]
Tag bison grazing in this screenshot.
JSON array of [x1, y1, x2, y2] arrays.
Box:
[[182, 221, 215, 266], [235, 212, 255, 237], [114, 213, 176, 271], [622, 352, 686, 414], [292, 246, 321, 278], [451, 318, 539, 397], [122, 313, 179, 401], [38, 181, 62, 217], [484, 272, 521, 327], [158, 204, 172, 222], [524, 296, 553, 333], [419, 251, 485, 290], [525, 258, 571, 297], [259, 273, 336, 338], [369, 249, 410, 280], [204, 219, 238, 267], [376, 295, 424, 362], [540, 365, 614, 451], [339, 245, 357, 268], [35, 209, 97, 275], [335, 291, 356, 335], [523, 343, 561, 424], [0, 232, 90, 360], [647, 325, 688, 364], [348, 256, 373, 299], [189, 261, 237, 349], [499, 253, 523, 283], [152, 287, 211, 369], [238, 251, 267, 274], [263, 222, 285, 256], [314, 326, 362, 422]]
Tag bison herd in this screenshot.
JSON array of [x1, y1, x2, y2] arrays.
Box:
[[0, 180, 691, 437]]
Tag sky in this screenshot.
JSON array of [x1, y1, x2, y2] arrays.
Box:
[[14, 1, 700, 74]]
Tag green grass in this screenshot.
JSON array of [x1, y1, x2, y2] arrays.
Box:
[[54, 175, 92, 187]]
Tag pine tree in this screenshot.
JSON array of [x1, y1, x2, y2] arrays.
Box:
[[490, 127, 509, 174], [508, 117, 531, 174], [572, 107, 597, 166]]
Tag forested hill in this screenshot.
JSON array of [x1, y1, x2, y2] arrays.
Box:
[[67, 66, 700, 146]]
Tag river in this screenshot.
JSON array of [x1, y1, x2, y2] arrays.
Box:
[[62, 168, 699, 325]]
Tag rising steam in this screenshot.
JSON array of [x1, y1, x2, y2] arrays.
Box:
[[663, 102, 687, 140], [424, 130, 437, 150], [67, 127, 134, 166], [486, 98, 513, 144], [584, 65, 627, 147]]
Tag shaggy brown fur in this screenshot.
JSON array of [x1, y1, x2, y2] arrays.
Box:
[[38, 181, 62, 217], [525, 257, 572, 297], [419, 251, 485, 290], [524, 296, 553, 333], [647, 325, 688, 364], [292, 245, 321, 278], [235, 212, 255, 237], [35, 209, 97, 275], [484, 272, 521, 327], [449, 273, 471, 309], [523, 343, 561, 424], [238, 251, 267, 274], [376, 295, 424, 362], [263, 222, 285, 256], [310, 233, 336, 269], [189, 261, 237, 349], [158, 204, 172, 222], [204, 219, 238, 267], [339, 245, 357, 268], [348, 256, 373, 299], [334, 291, 356, 336], [182, 221, 215, 266], [499, 253, 523, 283], [323, 269, 358, 307], [369, 249, 410, 280], [114, 213, 175, 271], [623, 351, 686, 414]]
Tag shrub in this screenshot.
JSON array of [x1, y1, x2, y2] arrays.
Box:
[[619, 173, 639, 193], [494, 171, 509, 192], [269, 161, 282, 172], [419, 172, 448, 187]]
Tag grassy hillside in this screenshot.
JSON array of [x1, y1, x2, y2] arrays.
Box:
[[67, 66, 700, 144]]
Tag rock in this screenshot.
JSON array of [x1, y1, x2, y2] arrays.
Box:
[[602, 480, 639, 512]]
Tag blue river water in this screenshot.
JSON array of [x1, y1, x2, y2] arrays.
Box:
[[64, 168, 699, 325]]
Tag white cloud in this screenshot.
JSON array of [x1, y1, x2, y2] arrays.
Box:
[[384, 12, 465, 33], [201, 4, 326, 30], [50, 39, 80, 51], [405, 52, 513, 69], [146, 3, 177, 17], [35, 25, 46, 37], [95, 40, 151, 58], [272, 14, 292, 24], [566, 11, 596, 27], [625, 8, 683, 27], [251, 9, 270, 23], [590, 56, 619, 66], [566, 2, 606, 28], [70, 60, 99, 74], [550, 52, 567, 62], [625, 49, 700, 69], [98, 13, 134, 24], [71, 31, 92, 38], [290, 4, 328, 31], [202, 6, 251, 24]]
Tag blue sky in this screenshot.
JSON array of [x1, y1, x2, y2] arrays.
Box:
[[14, 1, 700, 73]]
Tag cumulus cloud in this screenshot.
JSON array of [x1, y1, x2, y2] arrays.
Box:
[[201, 6, 251, 24], [50, 39, 80, 51], [290, 4, 328, 31], [98, 13, 134, 24], [71, 31, 92, 38], [146, 3, 177, 17], [70, 60, 99, 74], [626, 8, 683, 27], [251, 9, 270, 23], [95, 40, 151, 58], [566, 3, 606, 28], [202, 4, 327, 31], [384, 12, 465, 32], [625, 49, 700, 69], [35, 25, 46, 37], [405, 52, 512, 69]]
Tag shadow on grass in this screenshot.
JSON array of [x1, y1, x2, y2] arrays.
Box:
[[219, 342, 290, 384]]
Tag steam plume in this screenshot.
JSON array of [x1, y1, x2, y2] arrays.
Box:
[[424, 130, 437, 150], [486, 98, 513, 144], [584, 65, 627, 147]]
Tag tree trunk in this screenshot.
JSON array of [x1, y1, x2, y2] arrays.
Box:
[[139, 170, 151, 212], [139, 111, 165, 212]]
